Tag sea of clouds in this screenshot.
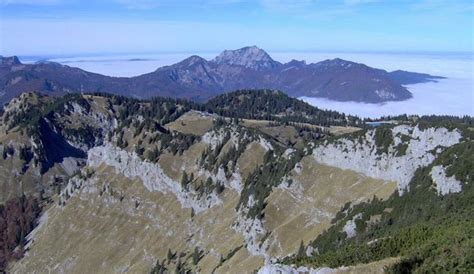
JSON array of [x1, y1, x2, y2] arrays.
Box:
[[41, 53, 216, 77], [273, 52, 473, 118], [23, 51, 473, 118]]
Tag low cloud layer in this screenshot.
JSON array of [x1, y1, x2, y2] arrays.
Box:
[[302, 77, 473, 118], [297, 52, 473, 118]]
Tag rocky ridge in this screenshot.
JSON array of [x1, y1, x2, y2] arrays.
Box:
[[0, 46, 443, 106], [313, 125, 462, 192]]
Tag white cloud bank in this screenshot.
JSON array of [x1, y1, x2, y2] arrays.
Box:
[[301, 77, 473, 118], [294, 52, 473, 118], [40, 53, 217, 77]]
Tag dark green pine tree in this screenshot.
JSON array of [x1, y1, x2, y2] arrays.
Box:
[[297, 240, 305, 258], [181, 171, 189, 190]]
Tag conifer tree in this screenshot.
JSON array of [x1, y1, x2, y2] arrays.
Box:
[[181, 171, 189, 190], [167, 248, 173, 263], [297, 240, 305, 257], [192, 247, 201, 265]]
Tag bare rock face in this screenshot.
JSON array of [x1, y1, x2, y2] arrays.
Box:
[[212, 46, 280, 70], [313, 125, 462, 192], [430, 165, 462, 195], [87, 144, 222, 213]]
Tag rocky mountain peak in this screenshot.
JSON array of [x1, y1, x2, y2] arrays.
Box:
[[176, 55, 208, 67], [212, 46, 279, 69], [318, 58, 360, 69], [0, 56, 21, 66]]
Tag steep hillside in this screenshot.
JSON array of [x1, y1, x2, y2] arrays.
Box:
[[280, 125, 474, 273], [0, 91, 471, 273], [0, 46, 442, 106]]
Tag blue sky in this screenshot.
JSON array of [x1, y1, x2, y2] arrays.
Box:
[[0, 0, 473, 56]]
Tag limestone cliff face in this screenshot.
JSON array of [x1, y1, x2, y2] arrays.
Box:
[[313, 125, 462, 192], [87, 144, 221, 213], [430, 165, 462, 195]]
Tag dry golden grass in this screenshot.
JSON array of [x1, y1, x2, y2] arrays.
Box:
[[158, 142, 207, 182], [217, 137, 233, 160], [10, 165, 251, 273], [237, 142, 266, 181], [241, 119, 300, 145], [241, 118, 361, 137], [260, 125, 299, 145], [165, 111, 214, 136], [264, 156, 397, 257], [335, 257, 399, 273], [329, 126, 362, 136], [215, 248, 264, 274], [240, 119, 271, 129]]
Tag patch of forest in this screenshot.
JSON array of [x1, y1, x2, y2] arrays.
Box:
[[0, 195, 42, 272], [205, 89, 362, 127]]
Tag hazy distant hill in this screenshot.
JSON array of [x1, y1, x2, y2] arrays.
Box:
[[0, 47, 443, 106]]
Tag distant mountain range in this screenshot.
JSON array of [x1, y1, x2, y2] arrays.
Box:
[[0, 46, 443, 106]]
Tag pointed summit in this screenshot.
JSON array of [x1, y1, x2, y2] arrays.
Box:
[[177, 55, 208, 67], [212, 46, 279, 70], [0, 56, 22, 66]]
